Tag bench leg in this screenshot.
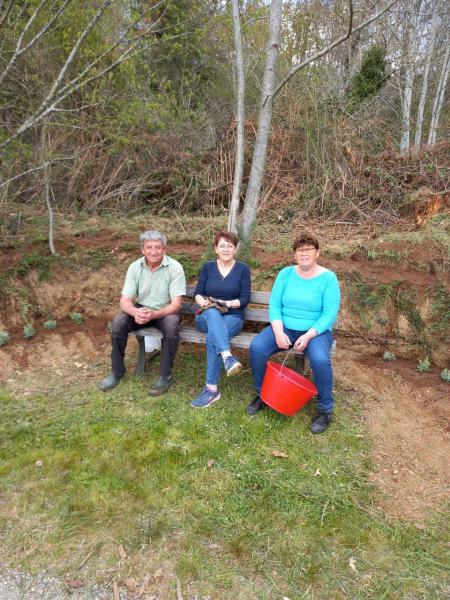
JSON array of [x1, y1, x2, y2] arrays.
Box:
[[135, 336, 146, 376], [294, 353, 305, 375]]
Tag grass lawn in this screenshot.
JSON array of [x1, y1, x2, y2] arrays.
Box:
[[0, 352, 448, 599]]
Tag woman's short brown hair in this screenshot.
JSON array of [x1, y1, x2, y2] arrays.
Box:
[[293, 231, 320, 252], [214, 231, 238, 247]]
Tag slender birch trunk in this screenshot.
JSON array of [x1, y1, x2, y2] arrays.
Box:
[[427, 40, 450, 145], [41, 125, 56, 255], [400, 0, 423, 155], [241, 0, 283, 241], [414, 0, 440, 149], [228, 0, 245, 235]]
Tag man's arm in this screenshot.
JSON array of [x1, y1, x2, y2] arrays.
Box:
[[119, 295, 182, 325], [147, 296, 182, 320]]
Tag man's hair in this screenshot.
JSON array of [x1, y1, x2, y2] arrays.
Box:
[[140, 230, 167, 247], [292, 231, 320, 251], [214, 231, 238, 247]]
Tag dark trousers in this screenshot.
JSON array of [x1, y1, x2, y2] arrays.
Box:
[[110, 311, 180, 378]]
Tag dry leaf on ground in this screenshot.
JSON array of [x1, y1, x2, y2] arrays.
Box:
[[272, 450, 288, 458], [66, 578, 84, 588]]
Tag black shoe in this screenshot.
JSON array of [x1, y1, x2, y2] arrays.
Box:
[[148, 375, 172, 397], [246, 394, 265, 416], [98, 372, 123, 391], [310, 412, 332, 434]]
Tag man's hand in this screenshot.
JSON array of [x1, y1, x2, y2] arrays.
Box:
[[134, 307, 154, 325]]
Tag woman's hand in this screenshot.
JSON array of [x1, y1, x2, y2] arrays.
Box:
[[294, 329, 317, 352], [195, 294, 211, 308], [272, 320, 291, 349], [275, 331, 291, 349]]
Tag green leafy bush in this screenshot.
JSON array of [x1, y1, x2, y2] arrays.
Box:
[[349, 45, 387, 103], [0, 330, 10, 347], [44, 320, 57, 330], [23, 324, 36, 339], [440, 369, 450, 383], [69, 312, 83, 325], [383, 351, 396, 361], [416, 356, 431, 373]]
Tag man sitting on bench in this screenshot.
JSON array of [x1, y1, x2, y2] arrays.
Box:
[[98, 230, 186, 396]]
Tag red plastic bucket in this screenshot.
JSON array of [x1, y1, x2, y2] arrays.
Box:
[[260, 360, 317, 416]]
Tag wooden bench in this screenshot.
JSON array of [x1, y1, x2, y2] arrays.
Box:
[[131, 285, 306, 376]]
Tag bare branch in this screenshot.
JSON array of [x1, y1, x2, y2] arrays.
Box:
[[56, 1, 167, 100], [273, 0, 399, 99], [0, 0, 15, 30], [0, 0, 48, 85]]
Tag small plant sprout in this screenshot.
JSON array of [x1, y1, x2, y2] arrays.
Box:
[[69, 312, 83, 325], [23, 324, 36, 339], [416, 356, 431, 373], [440, 369, 450, 383], [0, 330, 10, 347], [383, 351, 396, 361], [44, 319, 57, 330]]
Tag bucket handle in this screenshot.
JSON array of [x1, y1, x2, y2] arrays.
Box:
[[280, 346, 296, 377]]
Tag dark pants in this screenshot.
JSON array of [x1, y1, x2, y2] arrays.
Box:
[[111, 311, 180, 378]]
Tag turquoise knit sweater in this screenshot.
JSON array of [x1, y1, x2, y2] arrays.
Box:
[[268, 266, 340, 334]]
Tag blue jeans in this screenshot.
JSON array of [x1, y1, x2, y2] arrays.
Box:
[[250, 325, 335, 413], [195, 309, 243, 385]]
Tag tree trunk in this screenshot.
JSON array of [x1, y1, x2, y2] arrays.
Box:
[[427, 39, 450, 145], [400, 0, 423, 155], [41, 125, 56, 255], [228, 0, 245, 235], [414, 0, 440, 149], [241, 0, 283, 241]]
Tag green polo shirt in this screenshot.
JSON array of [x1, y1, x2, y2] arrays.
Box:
[[121, 255, 186, 310]]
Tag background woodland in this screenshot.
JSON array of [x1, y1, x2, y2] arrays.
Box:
[[1, 0, 449, 232]]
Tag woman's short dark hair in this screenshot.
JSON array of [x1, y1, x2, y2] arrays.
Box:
[[214, 231, 238, 247], [293, 231, 320, 252]]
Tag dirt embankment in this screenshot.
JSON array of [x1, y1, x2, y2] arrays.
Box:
[[1, 228, 449, 523]]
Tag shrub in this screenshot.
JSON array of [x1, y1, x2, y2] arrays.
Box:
[[0, 330, 10, 347], [416, 356, 431, 373], [69, 312, 83, 325], [23, 324, 36, 339], [44, 319, 57, 330], [349, 44, 387, 104], [440, 369, 450, 383], [383, 351, 396, 361]]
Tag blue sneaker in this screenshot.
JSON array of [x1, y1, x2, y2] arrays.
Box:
[[223, 355, 242, 377], [191, 386, 221, 408]]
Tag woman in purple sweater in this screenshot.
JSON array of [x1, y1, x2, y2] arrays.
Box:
[[192, 231, 251, 408]]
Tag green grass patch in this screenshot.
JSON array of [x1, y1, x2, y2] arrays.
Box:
[[0, 355, 448, 598]]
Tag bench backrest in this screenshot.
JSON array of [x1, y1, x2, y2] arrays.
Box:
[[182, 285, 270, 323]]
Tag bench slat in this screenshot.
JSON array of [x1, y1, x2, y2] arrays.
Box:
[[132, 326, 304, 353]]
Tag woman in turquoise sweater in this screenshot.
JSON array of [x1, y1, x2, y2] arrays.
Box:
[[247, 231, 340, 434]]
